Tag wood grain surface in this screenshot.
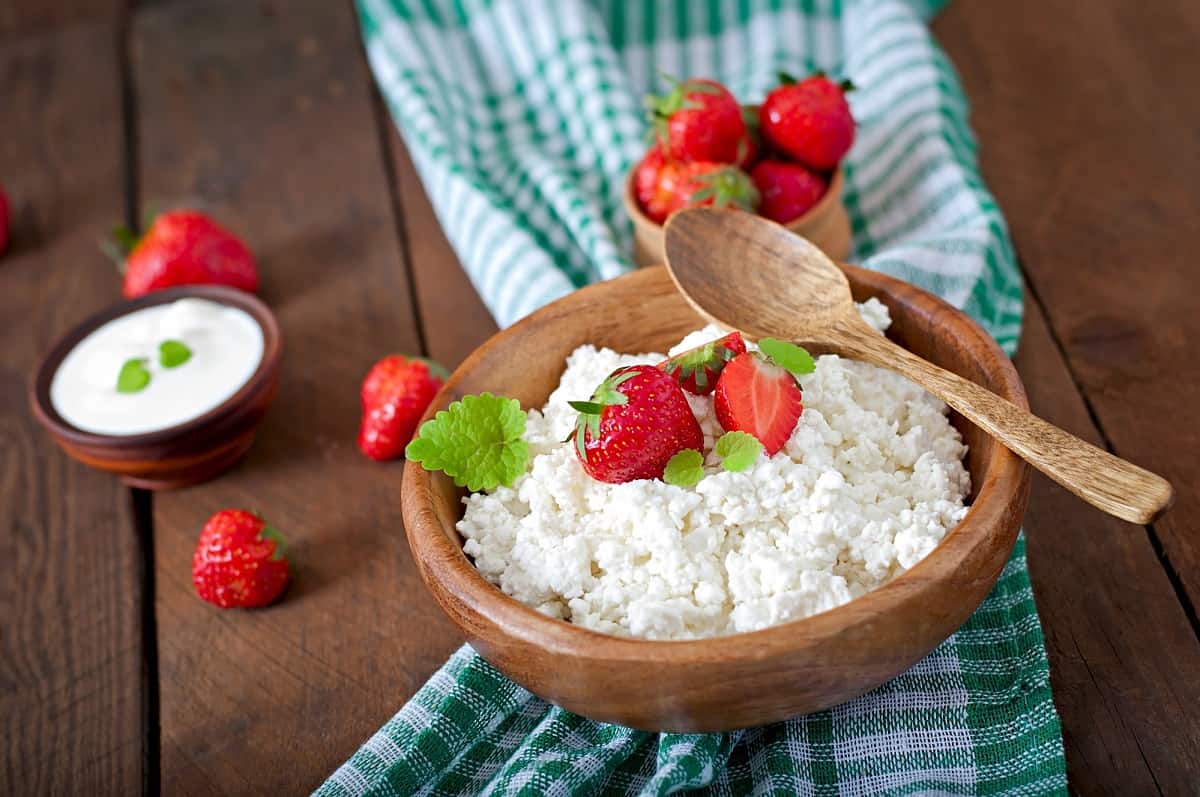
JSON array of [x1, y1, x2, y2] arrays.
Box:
[[0, 20, 147, 796], [131, 0, 458, 792]]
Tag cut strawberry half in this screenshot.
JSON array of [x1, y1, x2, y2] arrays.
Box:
[[658, 331, 747, 395], [713, 351, 803, 455]]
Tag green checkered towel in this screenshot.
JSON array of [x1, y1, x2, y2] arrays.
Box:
[[320, 0, 1067, 794]]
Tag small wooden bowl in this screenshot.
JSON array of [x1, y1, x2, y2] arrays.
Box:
[[30, 285, 282, 490], [402, 265, 1030, 731], [625, 164, 852, 267]]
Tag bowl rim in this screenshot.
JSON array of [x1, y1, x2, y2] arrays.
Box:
[[29, 284, 283, 447], [403, 264, 1029, 661]]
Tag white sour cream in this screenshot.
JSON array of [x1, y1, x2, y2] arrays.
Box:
[[50, 298, 264, 436]]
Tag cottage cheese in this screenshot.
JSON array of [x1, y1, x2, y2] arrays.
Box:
[[459, 299, 970, 640]]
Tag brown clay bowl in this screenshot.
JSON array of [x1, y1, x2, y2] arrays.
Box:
[[31, 285, 282, 490], [402, 265, 1030, 731]]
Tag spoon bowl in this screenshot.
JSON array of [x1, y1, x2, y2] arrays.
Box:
[[664, 207, 1173, 525]]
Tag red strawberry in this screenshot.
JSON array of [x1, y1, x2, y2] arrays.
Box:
[[735, 131, 760, 171], [633, 145, 671, 223], [358, 354, 447, 461], [713, 352, 803, 455], [759, 73, 856, 171], [192, 509, 289, 609], [114, 210, 258, 298], [0, 184, 9, 255], [646, 160, 760, 223], [658, 331, 747, 395], [647, 77, 747, 163], [570, 364, 703, 484], [750, 160, 829, 223]]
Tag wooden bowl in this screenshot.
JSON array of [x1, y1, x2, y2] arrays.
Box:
[[30, 285, 282, 490], [402, 265, 1030, 731]]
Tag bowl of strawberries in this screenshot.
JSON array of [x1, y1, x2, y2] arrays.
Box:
[[626, 73, 855, 266]]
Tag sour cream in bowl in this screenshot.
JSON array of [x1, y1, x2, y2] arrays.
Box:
[[31, 286, 282, 489]]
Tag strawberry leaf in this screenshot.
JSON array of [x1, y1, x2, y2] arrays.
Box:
[[405, 393, 529, 492], [663, 449, 704, 487], [758, 338, 815, 377], [257, 524, 287, 561], [716, 431, 764, 472], [116, 358, 151, 393]]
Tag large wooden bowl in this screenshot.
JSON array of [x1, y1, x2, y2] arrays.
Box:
[[30, 285, 282, 489], [402, 265, 1030, 731]]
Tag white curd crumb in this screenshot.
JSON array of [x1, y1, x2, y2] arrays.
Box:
[[458, 302, 969, 640]]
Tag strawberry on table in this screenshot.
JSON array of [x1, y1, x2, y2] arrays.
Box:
[[750, 159, 829, 223], [658, 331, 747, 395], [713, 339, 816, 456], [647, 76, 747, 164], [192, 509, 289, 609], [113, 209, 259, 298], [570, 364, 703, 484], [760, 72, 856, 171], [358, 354, 447, 461], [633, 144, 671, 224]]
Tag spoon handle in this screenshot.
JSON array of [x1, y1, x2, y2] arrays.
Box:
[[833, 322, 1174, 525]]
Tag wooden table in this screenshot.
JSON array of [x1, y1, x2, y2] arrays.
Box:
[[3, 1, 1197, 793]]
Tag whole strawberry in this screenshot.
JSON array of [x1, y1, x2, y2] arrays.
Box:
[[114, 210, 258, 298], [659, 331, 746, 395], [647, 77, 747, 163], [714, 350, 805, 456], [633, 145, 671, 223], [0, 184, 9, 255], [570, 364, 703, 483], [760, 73, 856, 171], [359, 354, 447, 461], [641, 160, 759, 223], [192, 509, 288, 608], [750, 160, 829, 223]]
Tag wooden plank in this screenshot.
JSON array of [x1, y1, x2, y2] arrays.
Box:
[[933, 0, 1200, 607], [385, 127, 499, 368], [0, 21, 147, 796], [1016, 298, 1200, 791], [0, 0, 121, 37], [131, 1, 461, 792]]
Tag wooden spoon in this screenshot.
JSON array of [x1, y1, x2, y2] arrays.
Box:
[[663, 207, 1173, 525]]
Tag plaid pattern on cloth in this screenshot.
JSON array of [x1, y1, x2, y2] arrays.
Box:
[[320, 0, 1067, 794]]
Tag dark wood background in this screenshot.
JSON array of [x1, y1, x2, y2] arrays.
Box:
[[2, 0, 1197, 793]]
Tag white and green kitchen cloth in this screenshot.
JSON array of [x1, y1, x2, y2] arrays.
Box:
[[320, 0, 1066, 794]]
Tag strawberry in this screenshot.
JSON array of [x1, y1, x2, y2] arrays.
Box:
[[570, 364, 703, 484], [112, 210, 259, 298], [192, 509, 288, 608], [713, 352, 803, 455], [358, 354, 447, 461], [0, 184, 9, 255], [750, 159, 829, 223], [633, 145, 671, 223], [641, 160, 760, 223], [759, 72, 856, 171], [646, 77, 747, 163], [658, 331, 747, 395]]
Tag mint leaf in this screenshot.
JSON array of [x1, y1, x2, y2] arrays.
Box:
[[716, 431, 764, 472], [116, 358, 151, 393], [158, 339, 192, 368], [758, 338, 815, 377], [405, 393, 530, 492], [663, 449, 704, 487]]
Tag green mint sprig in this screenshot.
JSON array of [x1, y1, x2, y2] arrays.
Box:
[[758, 338, 815, 377], [405, 393, 529, 492], [663, 449, 704, 487], [159, 339, 192, 368], [715, 431, 764, 472], [116, 358, 151, 393]]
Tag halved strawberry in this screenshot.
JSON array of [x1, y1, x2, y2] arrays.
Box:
[[569, 365, 703, 484], [658, 331, 747, 395], [713, 352, 803, 455]]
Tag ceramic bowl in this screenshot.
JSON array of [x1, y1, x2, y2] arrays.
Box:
[[402, 265, 1029, 731], [31, 285, 282, 489]]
